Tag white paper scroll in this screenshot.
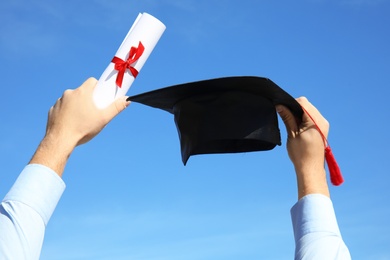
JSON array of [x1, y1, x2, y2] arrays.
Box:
[[93, 13, 166, 108]]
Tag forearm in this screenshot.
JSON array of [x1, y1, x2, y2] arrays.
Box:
[[0, 165, 65, 259], [29, 134, 76, 178], [295, 167, 330, 200], [291, 194, 351, 259]]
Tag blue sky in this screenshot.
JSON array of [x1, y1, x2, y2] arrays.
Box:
[[1, 0, 389, 259]]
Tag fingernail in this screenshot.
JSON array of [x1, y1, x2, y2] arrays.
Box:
[[276, 105, 283, 113], [123, 96, 130, 106]]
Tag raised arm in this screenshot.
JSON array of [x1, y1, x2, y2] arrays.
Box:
[[0, 78, 130, 259], [276, 97, 351, 259]]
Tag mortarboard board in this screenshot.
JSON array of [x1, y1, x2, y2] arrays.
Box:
[[128, 76, 303, 165]]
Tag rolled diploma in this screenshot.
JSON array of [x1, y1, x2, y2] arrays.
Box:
[[93, 13, 166, 108]]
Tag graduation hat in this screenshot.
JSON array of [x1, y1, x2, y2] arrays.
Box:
[[128, 76, 303, 165]]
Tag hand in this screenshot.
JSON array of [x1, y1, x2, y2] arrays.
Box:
[[45, 77, 130, 148], [30, 77, 130, 177], [276, 97, 330, 199]]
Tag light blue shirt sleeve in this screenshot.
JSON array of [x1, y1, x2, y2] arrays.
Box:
[[291, 194, 351, 260], [0, 164, 66, 260]]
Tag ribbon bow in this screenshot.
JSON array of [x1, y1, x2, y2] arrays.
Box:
[[111, 41, 145, 88]]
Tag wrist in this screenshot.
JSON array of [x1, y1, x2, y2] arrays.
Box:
[[295, 167, 330, 200], [29, 134, 77, 177]]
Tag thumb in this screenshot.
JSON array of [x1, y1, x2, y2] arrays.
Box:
[[103, 96, 131, 123], [276, 105, 299, 138]]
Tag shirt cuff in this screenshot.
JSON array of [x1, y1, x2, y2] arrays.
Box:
[[3, 164, 66, 226], [290, 194, 341, 243]]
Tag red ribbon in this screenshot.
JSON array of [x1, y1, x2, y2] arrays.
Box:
[[111, 41, 145, 88]]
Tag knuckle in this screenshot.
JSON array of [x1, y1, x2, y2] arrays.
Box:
[[296, 96, 308, 104], [63, 89, 73, 96], [324, 118, 330, 129], [86, 77, 98, 85]]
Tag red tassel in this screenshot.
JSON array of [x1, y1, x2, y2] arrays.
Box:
[[300, 106, 344, 186], [325, 146, 344, 186]]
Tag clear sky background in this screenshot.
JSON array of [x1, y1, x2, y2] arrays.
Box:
[[1, 0, 389, 259]]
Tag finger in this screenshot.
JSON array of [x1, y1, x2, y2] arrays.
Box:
[[296, 97, 321, 123], [296, 97, 329, 137], [75, 77, 98, 95], [276, 105, 299, 137], [83, 77, 98, 90], [103, 96, 131, 123]]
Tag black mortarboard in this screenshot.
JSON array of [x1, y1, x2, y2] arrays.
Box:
[[128, 76, 303, 165]]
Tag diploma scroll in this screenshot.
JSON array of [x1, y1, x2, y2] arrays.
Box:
[[93, 13, 166, 108]]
